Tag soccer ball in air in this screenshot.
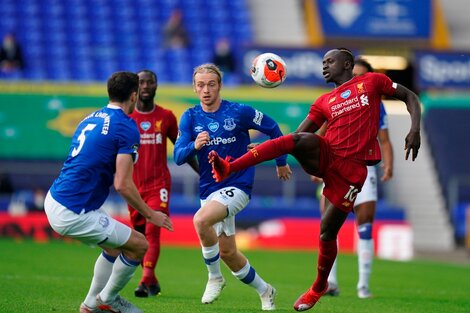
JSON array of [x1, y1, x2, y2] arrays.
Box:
[[250, 53, 287, 88]]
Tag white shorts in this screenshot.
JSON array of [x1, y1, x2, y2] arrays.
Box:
[[44, 191, 131, 248], [200, 187, 249, 237], [354, 166, 377, 207]]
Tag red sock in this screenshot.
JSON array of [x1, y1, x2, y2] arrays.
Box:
[[141, 223, 161, 286], [312, 239, 337, 293], [230, 134, 295, 173]]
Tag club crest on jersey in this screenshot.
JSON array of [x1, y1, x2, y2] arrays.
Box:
[[356, 82, 365, 94], [154, 120, 162, 132], [140, 121, 151, 131], [223, 118, 236, 131], [340, 90, 351, 99], [208, 122, 219, 132]]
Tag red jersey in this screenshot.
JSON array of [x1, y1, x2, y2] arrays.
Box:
[[129, 105, 178, 192], [308, 72, 397, 164]]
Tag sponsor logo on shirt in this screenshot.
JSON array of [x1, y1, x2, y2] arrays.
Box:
[[140, 121, 151, 131], [205, 136, 237, 146], [223, 118, 236, 131], [340, 90, 351, 99], [140, 133, 162, 145], [194, 125, 204, 133], [208, 122, 219, 132], [329, 97, 336, 103], [330, 96, 360, 118]]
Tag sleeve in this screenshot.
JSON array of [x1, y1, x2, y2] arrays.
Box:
[[240, 105, 287, 166], [307, 96, 327, 127], [173, 110, 198, 166], [374, 73, 396, 96], [117, 121, 140, 162], [167, 110, 179, 142]]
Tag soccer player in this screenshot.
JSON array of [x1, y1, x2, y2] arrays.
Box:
[[128, 70, 198, 298], [174, 63, 292, 310], [209, 48, 421, 311], [44, 71, 173, 313], [318, 58, 395, 299]]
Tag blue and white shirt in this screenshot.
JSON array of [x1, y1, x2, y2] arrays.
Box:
[[174, 100, 287, 199], [50, 104, 140, 213]]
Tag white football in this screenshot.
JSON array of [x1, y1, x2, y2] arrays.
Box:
[[250, 53, 287, 88]]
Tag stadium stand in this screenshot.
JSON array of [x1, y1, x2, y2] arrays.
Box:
[[0, 0, 253, 83]]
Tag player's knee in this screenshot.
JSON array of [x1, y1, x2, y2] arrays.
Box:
[[132, 232, 149, 258], [220, 247, 237, 262], [193, 213, 211, 232], [357, 223, 372, 239]]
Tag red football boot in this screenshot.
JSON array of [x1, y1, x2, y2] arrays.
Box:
[[293, 284, 328, 312], [208, 151, 231, 182]]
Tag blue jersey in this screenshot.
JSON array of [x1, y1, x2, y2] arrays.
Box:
[[379, 102, 388, 130], [174, 100, 287, 199], [50, 105, 140, 213]]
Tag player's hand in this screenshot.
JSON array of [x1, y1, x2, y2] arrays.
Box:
[[195, 131, 210, 150], [310, 175, 323, 184], [404, 130, 420, 161], [380, 164, 393, 182], [247, 143, 259, 150], [148, 211, 173, 231], [276, 164, 292, 181]]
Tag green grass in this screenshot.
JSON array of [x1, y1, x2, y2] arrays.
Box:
[[0, 239, 469, 313]]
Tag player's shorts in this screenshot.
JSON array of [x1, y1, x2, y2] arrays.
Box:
[[354, 165, 377, 207], [44, 191, 131, 248], [317, 136, 368, 213], [200, 187, 249, 237], [129, 186, 171, 227]]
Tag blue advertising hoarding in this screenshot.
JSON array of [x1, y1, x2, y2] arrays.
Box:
[[416, 51, 470, 89], [317, 0, 432, 39]]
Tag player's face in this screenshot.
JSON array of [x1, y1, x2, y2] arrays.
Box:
[[353, 64, 368, 76], [138, 72, 157, 102], [322, 50, 345, 84], [193, 72, 221, 107]]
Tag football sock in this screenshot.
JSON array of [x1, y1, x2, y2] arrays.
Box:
[[232, 261, 268, 294], [357, 223, 373, 289], [202, 243, 222, 280], [313, 239, 337, 293], [99, 253, 140, 302], [328, 257, 338, 286], [84, 251, 116, 308], [141, 223, 161, 286], [230, 134, 295, 173]]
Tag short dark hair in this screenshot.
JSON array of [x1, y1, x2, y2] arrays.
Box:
[[336, 47, 355, 66], [107, 71, 139, 102], [354, 58, 374, 73], [137, 69, 158, 84]]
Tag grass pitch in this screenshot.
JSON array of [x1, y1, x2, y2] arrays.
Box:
[[0, 239, 469, 313]]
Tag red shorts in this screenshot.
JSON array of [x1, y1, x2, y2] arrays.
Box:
[[317, 136, 367, 213], [128, 186, 171, 227]]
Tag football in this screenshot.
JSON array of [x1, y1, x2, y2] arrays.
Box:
[[250, 53, 287, 88]]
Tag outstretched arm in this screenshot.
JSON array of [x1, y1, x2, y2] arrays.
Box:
[[296, 117, 320, 133], [392, 85, 421, 161]]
